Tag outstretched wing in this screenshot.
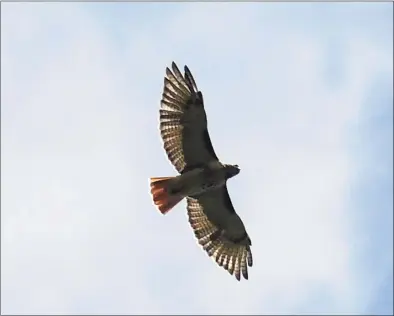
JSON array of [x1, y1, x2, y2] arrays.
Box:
[[159, 62, 219, 174], [186, 186, 253, 280]]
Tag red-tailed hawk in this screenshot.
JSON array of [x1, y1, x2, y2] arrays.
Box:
[[149, 62, 252, 281]]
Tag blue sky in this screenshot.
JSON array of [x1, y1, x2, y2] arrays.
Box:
[[1, 2, 392, 315]]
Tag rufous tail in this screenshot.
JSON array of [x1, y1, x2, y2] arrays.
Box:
[[149, 177, 183, 214]]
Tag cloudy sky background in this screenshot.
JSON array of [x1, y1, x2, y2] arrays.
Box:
[[1, 3, 393, 315]]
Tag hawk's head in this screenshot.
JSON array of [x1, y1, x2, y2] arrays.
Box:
[[224, 164, 240, 180]]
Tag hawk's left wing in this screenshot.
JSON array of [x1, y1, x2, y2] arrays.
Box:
[[186, 187, 253, 280]]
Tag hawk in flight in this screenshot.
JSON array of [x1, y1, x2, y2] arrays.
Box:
[[149, 62, 253, 281]]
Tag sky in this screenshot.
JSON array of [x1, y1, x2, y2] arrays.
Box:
[[1, 2, 393, 315]]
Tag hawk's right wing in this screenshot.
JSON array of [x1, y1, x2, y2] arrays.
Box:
[[159, 62, 219, 174]]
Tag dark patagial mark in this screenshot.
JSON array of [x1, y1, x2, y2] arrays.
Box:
[[181, 163, 207, 174], [202, 128, 218, 160], [222, 188, 236, 214]]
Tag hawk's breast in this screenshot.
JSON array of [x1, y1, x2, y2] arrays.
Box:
[[172, 164, 226, 197]]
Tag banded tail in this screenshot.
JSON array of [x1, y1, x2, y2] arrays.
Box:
[[149, 177, 184, 214]]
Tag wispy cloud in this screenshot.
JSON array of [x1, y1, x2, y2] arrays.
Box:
[[2, 3, 392, 315]]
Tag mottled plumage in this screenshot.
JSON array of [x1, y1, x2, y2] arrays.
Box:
[[150, 62, 252, 280]]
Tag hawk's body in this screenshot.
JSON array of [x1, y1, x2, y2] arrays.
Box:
[[149, 62, 253, 281], [161, 161, 227, 197]]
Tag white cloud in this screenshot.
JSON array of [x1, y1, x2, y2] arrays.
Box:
[[1, 3, 392, 315]]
